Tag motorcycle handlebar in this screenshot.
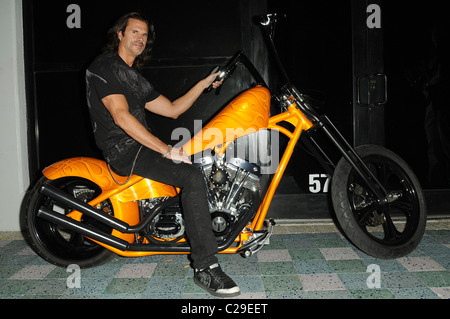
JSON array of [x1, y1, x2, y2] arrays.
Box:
[[205, 13, 287, 94]]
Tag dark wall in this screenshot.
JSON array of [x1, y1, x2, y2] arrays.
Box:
[[24, 0, 268, 183]]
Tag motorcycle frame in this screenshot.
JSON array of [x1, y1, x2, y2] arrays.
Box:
[[38, 88, 313, 257], [37, 13, 389, 258], [38, 83, 386, 258]]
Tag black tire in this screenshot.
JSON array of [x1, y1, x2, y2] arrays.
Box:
[[20, 176, 115, 268], [331, 145, 427, 259]]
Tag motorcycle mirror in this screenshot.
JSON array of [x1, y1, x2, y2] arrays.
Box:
[[259, 13, 286, 27], [258, 13, 287, 39]]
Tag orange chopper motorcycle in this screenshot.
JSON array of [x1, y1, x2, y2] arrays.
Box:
[[21, 14, 426, 268]]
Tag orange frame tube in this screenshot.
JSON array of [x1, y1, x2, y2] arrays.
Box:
[[250, 103, 313, 231]]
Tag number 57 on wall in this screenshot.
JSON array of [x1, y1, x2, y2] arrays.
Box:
[[308, 174, 331, 193]]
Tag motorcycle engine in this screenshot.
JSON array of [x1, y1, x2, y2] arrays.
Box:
[[139, 156, 261, 242], [196, 156, 261, 239], [139, 198, 185, 242]]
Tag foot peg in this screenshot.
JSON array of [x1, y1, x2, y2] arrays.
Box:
[[238, 219, 275, 258]]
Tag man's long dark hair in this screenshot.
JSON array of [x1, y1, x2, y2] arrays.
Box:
[[104, 12, 155, 69]]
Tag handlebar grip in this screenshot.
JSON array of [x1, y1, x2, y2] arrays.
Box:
[[203, 50, 244, 94], [204, 66, 222, 93]]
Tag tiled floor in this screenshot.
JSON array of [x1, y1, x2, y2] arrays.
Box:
[[0, 221, 449, 299]]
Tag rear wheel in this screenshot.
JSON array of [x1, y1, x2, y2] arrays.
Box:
[[331, 145, 427, 259], [20, 176, 115, 268]]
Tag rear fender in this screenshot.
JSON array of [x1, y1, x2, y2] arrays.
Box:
[[42, 157, 145, 243], [42, 157, 178, 199], [42, 157, 141, 192]]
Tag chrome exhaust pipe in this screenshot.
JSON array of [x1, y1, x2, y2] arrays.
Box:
[[39, 183, 178, 234], [37, 182, 262, 253], [36, 206, 192, 252], [37, 206, 130, 251]]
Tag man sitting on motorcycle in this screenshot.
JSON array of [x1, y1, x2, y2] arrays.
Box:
[[85, 12, 240, 298]]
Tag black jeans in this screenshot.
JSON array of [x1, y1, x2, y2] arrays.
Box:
[[108, 143, 218, 269]]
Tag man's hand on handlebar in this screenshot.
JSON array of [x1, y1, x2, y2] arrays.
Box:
[[203, 70, 224, 93], [203, 71, 224, 90]]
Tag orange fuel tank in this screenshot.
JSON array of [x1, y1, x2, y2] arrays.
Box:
[[183, 86, 271, 156]]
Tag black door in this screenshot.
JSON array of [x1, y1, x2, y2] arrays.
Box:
[[383, 1, 450, 214]]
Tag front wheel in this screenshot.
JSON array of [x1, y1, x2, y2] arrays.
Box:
[[331, 145, 427, 259]]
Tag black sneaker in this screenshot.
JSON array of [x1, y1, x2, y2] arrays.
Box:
[[194, 263, 241, 298]]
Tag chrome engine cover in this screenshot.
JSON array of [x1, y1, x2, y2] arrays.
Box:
[[194, 155, 261, 238]]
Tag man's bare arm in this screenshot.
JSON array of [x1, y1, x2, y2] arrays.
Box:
[[144, 71, 222, 119], [101, 94, 191, 163]]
